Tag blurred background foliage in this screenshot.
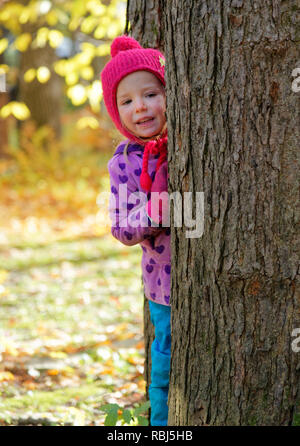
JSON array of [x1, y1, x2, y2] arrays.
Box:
[[0, 0, 127, 243], [0, 1, 149, 426]]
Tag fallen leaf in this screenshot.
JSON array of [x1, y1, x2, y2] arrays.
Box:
[[0, 285, 8, 297], [23, 380, 37, 390], [0, 270, 8, 284], [4, 346, 19, 357], [49, 351, 67, 359], [47, 369, 59, 376], [0, 371, 15, 382]]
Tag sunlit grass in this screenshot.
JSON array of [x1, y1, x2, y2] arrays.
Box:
[[0, 111, 147, 426]]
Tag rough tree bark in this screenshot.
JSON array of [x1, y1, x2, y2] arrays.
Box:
[[163, 0, 300, 425], [126, 0, 164, 407]]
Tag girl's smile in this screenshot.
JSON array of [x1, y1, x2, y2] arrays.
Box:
[[116, 71, 166, 139]]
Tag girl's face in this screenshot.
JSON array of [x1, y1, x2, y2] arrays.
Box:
[[116, 71, 166, 139]]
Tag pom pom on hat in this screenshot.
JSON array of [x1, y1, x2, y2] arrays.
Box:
[[111, 35, 142, 57]]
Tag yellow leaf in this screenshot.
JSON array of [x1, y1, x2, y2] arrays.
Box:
[[0, 38, 8, 55], [64, 60, 75, 74], [0, 371, 15, 382], [128, 357, 140, 365], [49, 351, 67, 359], [19, 8, 30, 24], [0, 64, 9, 74], [96, 43, 110, 57], [61, 366, 75, 376], [67, 84, 87, 106], [81, 16, 98, 34], [0, 103, 11, 118], [53, 59, 67, 76], [0, 101, 30, 120], [135, 341, 144, 350], [0, 284, 8, 297], [80, 42, 96, 53], [35, 27, 49, 48], [14, 33, 32, 52], [80, 66, 94, 80], [87, 1, 106, 16], [107, 22, 119, 39], [0, 10, 10, 22], [137, 380, 146, 391], [74, 51, 93, 66], [0, 269, 8, 284], [24, 380, 36, 390], [87, 80, 102, 112], [102, 367, 115, 375], [24, 68, 36, 83], [94, 25, 106, 40], [76, 116, 99, 130], [36, 66, 50, 83], [47, 369, 59, 376], [5, 345, 19, 356], [69, 17, 80, 32], [65, 72, 79, 86], [48, 30, 64, 49], [11, 102, 30, 120], [46, 10, 58, 26]]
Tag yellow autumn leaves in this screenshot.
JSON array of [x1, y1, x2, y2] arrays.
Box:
[[0, 38, 9, 54], [24, 66, 51, 83], [0, 0, 126, 120], [0, 102, 30, 120], [0, 29, 64, 55]]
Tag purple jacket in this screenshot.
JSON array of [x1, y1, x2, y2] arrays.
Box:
[[107, 140, 171, 306]]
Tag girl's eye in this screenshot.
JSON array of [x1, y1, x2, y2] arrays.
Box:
[[122, 99, 131, 105], [147, 93, 156, 97]]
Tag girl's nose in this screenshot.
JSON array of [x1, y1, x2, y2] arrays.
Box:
[[135, 98, 147, 112]]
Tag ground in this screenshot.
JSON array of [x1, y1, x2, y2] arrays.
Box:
[[0, 118, 148, 425], [0, 232, 146, 426]]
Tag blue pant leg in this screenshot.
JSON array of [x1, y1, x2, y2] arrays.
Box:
[[148, 300, 171, 426]]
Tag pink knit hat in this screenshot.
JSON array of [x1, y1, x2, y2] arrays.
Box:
[[101, 35, 167, 192], [101, 35, 165, 145]]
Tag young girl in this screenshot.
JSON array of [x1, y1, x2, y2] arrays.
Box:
[[101, 35, 170, 426]]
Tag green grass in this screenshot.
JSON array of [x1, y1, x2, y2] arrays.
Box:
[[0, 233, 146, 426]]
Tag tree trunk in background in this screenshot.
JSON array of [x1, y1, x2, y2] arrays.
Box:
[[126, 0, 165, 48], [163, 0, 300, 425], [19, 23, 62, 138], [0, 53, 8, 154], [126, 0, 164, 411], [0, 91, 8, 154]]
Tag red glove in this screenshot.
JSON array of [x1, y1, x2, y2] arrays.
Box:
[[146, 161, 169, 225]]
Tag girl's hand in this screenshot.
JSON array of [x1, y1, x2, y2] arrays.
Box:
[[151, 160, 168, 193], [146, 161, 169, 225]]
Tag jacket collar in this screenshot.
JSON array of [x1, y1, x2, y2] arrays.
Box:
[[113, 141, 144, 157]]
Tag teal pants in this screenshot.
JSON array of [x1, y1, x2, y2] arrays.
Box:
[[148, 300, 171, 426]]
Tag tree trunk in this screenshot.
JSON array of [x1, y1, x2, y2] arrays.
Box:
[[126, 0, 165, 48], [0, 53, 8, 154], [126, 0, 164, 411], [163, 0, 300, 425], [19, 22, 62, 138]]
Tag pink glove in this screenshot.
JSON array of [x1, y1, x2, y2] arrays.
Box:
[[146, 160, 169, 225]]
